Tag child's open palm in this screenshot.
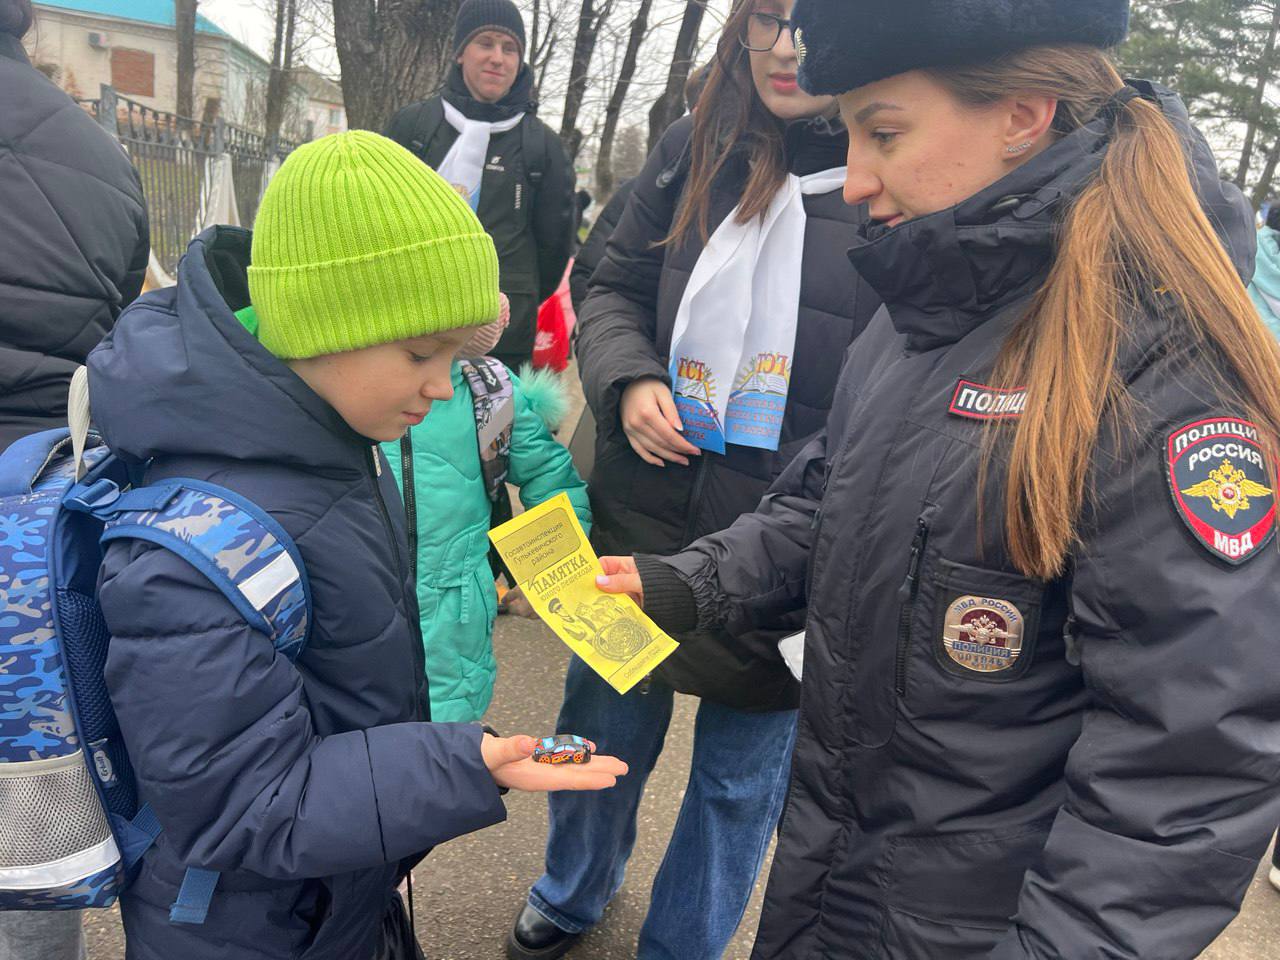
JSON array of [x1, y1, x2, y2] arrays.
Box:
[[481, 734, 629, 791]]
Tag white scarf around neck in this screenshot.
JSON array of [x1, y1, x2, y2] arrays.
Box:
[[668, 166, 847, 453], [437, 100, 525, 211]]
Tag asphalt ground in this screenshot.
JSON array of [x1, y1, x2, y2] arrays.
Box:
[[83, 610, 1279, 958]]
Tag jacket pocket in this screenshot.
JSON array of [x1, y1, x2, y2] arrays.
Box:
[[880, 817, 1054, 950], [927, 557, 1044, 684]]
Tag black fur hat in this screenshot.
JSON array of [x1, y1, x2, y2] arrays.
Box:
[[792, 0, 1130, 95]]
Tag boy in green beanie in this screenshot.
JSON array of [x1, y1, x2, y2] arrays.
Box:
[[86, 130, 626, 960]]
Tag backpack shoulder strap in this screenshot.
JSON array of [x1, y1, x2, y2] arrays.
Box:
[[458, 358, 515, 503], [408, 97, 447, 163], [521, 115, 547, 190], [64, 473, 313, 927], [68, 476, 312, 662]]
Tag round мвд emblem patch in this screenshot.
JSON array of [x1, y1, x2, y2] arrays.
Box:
[[941, 595, 1025, 674]]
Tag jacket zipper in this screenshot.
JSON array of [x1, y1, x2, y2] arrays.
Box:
[[367, 445, 430, 719], [680, 455, 711, 547], [399, 433, 418, 578], [894, 518, 930, 696]]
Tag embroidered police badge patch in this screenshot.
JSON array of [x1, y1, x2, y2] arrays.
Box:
[[948, 380, 1027, 421], [941, 595, 1026, 674], [1166, 417, 1275, 564]]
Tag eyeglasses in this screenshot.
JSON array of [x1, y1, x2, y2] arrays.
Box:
[[740, 12, 793, 53]]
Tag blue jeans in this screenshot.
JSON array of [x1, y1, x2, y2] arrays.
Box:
[[529, 655, 797, 960]]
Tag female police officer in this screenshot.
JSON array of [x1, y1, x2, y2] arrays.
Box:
[[593, 1, 1280, 956]]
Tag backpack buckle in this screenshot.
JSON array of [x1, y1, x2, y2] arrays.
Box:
[[65, 477, 122, 514]]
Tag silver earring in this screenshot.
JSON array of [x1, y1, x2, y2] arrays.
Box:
[[1006, 140, 1033, 155]]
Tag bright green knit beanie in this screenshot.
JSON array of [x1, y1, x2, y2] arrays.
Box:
[[248, 130, 500, 359]]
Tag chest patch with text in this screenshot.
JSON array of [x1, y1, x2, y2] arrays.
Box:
[[941, 595, 1026, 674], [948, 380, 1028, 421], [1165, 417, 1275, 564]]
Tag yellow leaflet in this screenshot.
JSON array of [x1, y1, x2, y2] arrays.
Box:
[[489, 493, 678, 694]]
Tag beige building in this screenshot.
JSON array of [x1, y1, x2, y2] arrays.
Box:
[[294, 65, 347, 141], [23, 1, 339, 142]]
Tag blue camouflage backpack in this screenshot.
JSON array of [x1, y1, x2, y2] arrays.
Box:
[[0, 369, 312, 923]]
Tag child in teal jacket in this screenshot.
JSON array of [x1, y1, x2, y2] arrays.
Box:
[[385, 305, 590, 721]]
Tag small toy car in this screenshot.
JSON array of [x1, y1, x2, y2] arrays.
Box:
[[533, 734, 594, 765]]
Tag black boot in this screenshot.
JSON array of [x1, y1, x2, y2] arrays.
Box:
[[506, 902, 582, 960]]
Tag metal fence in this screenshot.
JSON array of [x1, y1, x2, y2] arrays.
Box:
[[79, 85, 296, 277]]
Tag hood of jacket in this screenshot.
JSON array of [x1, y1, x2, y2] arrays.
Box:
[[1249, 225, 1280, 335], [89, 227, 371, 474], [847, 80, 1256, 353], [441, 62, 537, 122]]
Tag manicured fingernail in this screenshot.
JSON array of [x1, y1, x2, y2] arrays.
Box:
[[596, 575, 609, 587]]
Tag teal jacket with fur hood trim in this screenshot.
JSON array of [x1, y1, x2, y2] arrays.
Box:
[[385, 363, 589, 721]]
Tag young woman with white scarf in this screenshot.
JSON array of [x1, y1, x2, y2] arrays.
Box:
[[506, 2, 880, 958]]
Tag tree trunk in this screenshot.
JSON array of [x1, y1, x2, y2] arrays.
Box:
[[263, 0, 297, 147], [596, 0, 653, 198], [560, 0, 614, 161], [1252, 136, 1280, 208], [331, 0, 465, 133], [175, 0, 198, 121], [1237, 1, 1280, 188], [647, 0, 704, 153]]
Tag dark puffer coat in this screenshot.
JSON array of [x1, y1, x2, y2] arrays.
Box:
[[90, 228, 506, 960], [640, 82, 1280, 958], [576, 114, 881, 709], [0, 33, 149, 450]]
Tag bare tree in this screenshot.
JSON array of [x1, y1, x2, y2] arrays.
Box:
[[176, 0, 198, 121], [528, 0, 573, 101], [331, 0, 465, 132], [647, 0, 705, 152], [595, 0, 653, 197], [264, 0, 299, 147], [1237, 2, 1280, 188], [559, 0, 618, 159]]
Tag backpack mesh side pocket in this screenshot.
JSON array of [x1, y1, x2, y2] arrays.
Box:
[[0, 754, 112, 870]]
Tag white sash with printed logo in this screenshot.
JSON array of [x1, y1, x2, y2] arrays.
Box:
[[437, 101, 524, 211], [667, 167, 846, 453]]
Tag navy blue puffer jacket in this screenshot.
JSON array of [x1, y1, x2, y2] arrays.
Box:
[[89, 227, 507, 960]]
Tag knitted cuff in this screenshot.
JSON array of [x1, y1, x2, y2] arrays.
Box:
[[634, 555, 699, 635]]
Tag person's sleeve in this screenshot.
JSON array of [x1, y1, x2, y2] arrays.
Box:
[[575, 120, 692, 435], [987, 424, 1280, 959], [505, 374, 591, 537], [636, 428, 827, 638], [532, 129, 576, 303], [119, 170, 149, 310], [98, 539, 507, 880], [569, 182, 635, 316]]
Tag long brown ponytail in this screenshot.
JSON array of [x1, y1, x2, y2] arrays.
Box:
[[932, 45, 1280, 580]]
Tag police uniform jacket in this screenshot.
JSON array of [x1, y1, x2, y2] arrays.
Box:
[[637, 81, 1280, 959]]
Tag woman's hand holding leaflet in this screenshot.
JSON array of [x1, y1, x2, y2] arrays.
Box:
[[594, 556, 644, 606], [481, 733, 629, 791], [620, 377, 701, 467]]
